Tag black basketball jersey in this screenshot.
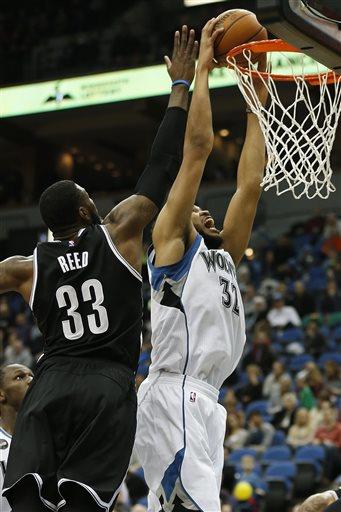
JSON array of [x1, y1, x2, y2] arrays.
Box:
[[30, 224, 143, 371]]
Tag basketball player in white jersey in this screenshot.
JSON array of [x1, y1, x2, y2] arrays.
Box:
[[134, 18, 268, 512], [0, 364, 33, 512]]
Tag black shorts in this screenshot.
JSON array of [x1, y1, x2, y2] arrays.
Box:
[[3, 356, 137, 511]]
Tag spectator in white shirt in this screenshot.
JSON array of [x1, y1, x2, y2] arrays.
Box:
[[267, 293, 301, 329], [263, 361, 292, 414]]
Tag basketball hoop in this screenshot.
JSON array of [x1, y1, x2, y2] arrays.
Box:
[[226, 39, 341, 199]]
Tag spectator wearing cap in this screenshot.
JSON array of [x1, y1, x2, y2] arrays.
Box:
[[267, 293, 301, 329], [244, 411, 275, 454], [287, 408, 316, 448]]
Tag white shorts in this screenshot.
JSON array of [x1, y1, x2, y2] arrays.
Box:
[[135, 372, 227, 512]]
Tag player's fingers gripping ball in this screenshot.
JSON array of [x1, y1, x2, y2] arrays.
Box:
[[213, 9, 267, 68], [233, 481, 253, 501]]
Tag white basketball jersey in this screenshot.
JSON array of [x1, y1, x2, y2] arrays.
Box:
[[0, 428, 12, 512], [148, 234, 246, 390]]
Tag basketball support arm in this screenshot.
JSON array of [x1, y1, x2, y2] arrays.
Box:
[[134, 86, 189, 210]]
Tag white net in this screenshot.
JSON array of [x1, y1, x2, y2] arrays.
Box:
[[227, 48, 341, 199]]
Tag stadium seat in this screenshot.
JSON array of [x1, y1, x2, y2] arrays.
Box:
[[265, 462, 296, 490], [245, 400, 269, 418], [228, 448, 258, 464], [318, 352, 341, 366], [277, 327, 304, 344], [289, 354, 313, 372], [294, 446, 324, 496], [262, 445, 292, 467], [271, 430, 287, 446]]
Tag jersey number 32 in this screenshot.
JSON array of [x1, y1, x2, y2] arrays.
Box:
[[56, 279, 109, 340]]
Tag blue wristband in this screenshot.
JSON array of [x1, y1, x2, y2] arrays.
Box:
[[172, 79, 190, 89]]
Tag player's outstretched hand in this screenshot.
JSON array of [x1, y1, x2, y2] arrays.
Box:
[[164, 25, 198, 85], [198, 18, 224, 71]]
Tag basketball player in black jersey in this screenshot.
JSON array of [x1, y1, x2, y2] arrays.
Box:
[[1, 26, 198, 512]]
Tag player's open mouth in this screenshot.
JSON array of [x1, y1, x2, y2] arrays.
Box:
[[203, 217, 215, 228]]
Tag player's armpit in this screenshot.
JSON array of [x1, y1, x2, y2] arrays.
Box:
[[0, 256, 33, 302], [220, 185, 261, 266], [103, 194, 158, 237]]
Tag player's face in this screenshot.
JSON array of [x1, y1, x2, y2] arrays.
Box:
[[191, 205, 222, 249], [77, 185, 102, 225], [0, 365, 34, 411]]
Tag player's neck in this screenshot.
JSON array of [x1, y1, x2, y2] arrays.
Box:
[[53, 223, 87, 241], [0, 407, 17, 435]]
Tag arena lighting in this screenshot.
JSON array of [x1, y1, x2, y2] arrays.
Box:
[[0, 54, 321, 118], [245, 248, 254, 258], [184, 0, 228, 6], [219, 128, 230, 137]]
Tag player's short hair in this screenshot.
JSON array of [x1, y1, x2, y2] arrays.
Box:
[[0, 365, 6, 388], [39, 180, 83, 231]]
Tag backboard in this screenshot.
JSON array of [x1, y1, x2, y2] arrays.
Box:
[[256, 0, 341, 72]]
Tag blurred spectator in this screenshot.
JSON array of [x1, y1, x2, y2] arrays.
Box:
[[225, 413, 248, 452], [287, 408, 316, 448], [245, 295, 268, 332], [324, 361, 341, 397], [244, 411, 274, 453], [263, 361, 292, 414], [236, 455, 265, 495], [304, 320, 327, 358], [272, 392, 298, 434], [296, 375, 316, 410], [314, 409, 341, 448], [223, 389, 242, 417], [236, 365, 263, 406], [267, 293, 301, 329], [243, 328, 274, 374], [320, 280, 341, 314], [305, 362, 325, 398], [4, 332, 33, 368], [14, 312, 32, 346], [291, 281, 316, 317]]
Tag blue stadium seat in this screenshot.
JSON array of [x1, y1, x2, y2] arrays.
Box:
[[289, 354, 314, 372], [245, 400, 269, 418], [228, 448, 258, 464], [262, 446, 292, 466], [332, 325, 341, 341], [295, 445, 325, 463], [265, 462, 296, 492], [277, 327, 304, 344], [271, 430, 287, 446], [318, 352, 341, 366]]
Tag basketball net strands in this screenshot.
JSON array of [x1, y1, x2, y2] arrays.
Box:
[[226, 39, 341, 199]]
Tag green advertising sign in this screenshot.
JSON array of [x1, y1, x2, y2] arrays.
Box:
[[0, 54, 322, 118]]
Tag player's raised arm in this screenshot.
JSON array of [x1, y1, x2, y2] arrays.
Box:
[[220, 61, 268, 266], [152, 19, 223, 266], [0, 256, 33, 302], [103, 26, 198, 237]]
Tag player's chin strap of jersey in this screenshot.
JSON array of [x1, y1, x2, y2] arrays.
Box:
[[134, 105, 187, 209]]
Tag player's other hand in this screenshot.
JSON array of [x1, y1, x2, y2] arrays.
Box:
[[197, 18, 224, 71], [164, 25, 198, 85]]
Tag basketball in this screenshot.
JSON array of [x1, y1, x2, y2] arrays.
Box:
[[214, 9, 267, 67], [233, 481, 253, 501]]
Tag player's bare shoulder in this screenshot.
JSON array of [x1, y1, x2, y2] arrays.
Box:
[[0, 255, 33, 302]]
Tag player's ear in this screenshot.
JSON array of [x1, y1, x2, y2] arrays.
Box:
[[0, 389, 6, 404], [79, 206, 91, 223]]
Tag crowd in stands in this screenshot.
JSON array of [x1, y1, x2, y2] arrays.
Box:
[[0, 211, 340, 511], [0, 0, 228, 84]]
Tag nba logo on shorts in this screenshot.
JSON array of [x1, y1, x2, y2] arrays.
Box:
[[190, 392, 196, 403]]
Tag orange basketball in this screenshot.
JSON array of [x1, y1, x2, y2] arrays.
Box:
[[214, 9, 267, 67]]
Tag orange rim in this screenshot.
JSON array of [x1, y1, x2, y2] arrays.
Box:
[[226, 39, 339, 85]]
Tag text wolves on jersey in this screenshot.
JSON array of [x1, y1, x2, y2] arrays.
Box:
[[58, 252, 89, 273]]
